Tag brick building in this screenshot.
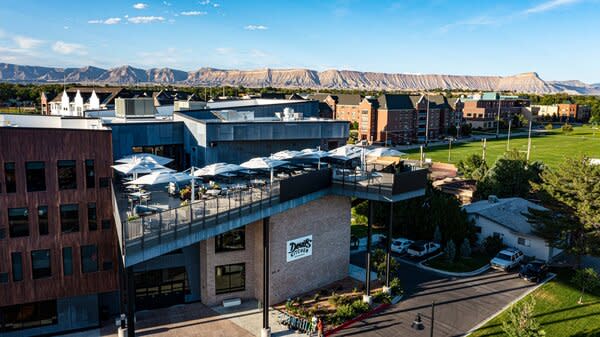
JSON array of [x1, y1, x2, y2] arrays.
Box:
[[0, 127, 119, 336], [461, 92, 530, 129]]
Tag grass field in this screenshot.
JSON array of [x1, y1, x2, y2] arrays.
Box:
[[469, 270, 600, 337], [404, 126, 600, 168]]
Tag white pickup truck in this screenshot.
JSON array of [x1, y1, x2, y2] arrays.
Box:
[[406, 241, 441, 257]]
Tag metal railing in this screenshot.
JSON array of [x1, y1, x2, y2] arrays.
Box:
[[332, 166, 427, 200]]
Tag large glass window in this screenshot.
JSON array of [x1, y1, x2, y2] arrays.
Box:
[[11, 252, 22, 282], [62, 247, 73, 276], [215, 263, 245, 295], [88, 203, 97, 231], [81, 245, 98, 273], [60, 204, 79, 233], [57, 160, 77, 190], [38, 206, 48, 235], [31, 250, 51, 279], [85, 159, 95, 188], [0, 300, 58, 332], [215, 228, 245, 253], [25, 161, 46, 192], [4, 162, 16, 193], [8, 208, 29, 238]]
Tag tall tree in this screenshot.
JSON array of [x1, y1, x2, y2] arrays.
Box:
[[476, 149, 543, 199], [529, 156, 600, 267], [456, 153, 488, 181]]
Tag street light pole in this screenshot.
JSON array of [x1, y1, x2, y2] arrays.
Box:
[[430, 301, 436, 337], [425, 93, 430, 147], [447, 138, 452, 162], [506, 119, 512, 151], [496, 96, 501, 139], [526, 120, 533, 162]]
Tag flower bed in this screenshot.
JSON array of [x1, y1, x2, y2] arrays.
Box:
[[275, 277, 403, 332]]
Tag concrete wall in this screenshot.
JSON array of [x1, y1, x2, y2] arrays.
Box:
[[472, 215, 561, 262], [108, 122, 184, 161]]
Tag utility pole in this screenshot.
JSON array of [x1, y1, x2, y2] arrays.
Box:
[[430, 301, 436, 337], [496, 95, 501, 139], [506, 119, 512, 151], [482, 138, 487, 161], [526, 120, 532, 162], [447, 138, 452, 162], [425, 93, 430, 147]]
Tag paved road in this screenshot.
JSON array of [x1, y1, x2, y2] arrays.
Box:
[[345, 252, 538, 337]]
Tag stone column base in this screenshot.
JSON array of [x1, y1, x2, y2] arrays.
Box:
[[261, 327, 271, 337], [382, 286, 391, 295], [362, 295, 373, 305]]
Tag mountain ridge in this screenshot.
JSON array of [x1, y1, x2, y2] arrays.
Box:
[[1, 62, 598, 95]]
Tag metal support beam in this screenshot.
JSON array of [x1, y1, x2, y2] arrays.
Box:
[[126, 267, 135, 337], [262, 217, 271, 336], [385, 203, 393, 287], [365, 200, 373, 296]]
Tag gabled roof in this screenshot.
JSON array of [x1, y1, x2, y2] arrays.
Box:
[[306, 93, 332, 102], [333, 94, 362, 106], [464, 197, 547, 236], [378, 94, 418, 110], [427, 95, 452, 109]]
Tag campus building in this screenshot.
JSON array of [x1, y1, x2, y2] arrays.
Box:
[[461, 92, 530, 129]]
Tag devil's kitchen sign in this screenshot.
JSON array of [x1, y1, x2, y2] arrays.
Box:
[[286, 235, 313, 262]]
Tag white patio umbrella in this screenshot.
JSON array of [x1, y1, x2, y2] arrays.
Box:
[[125, 171, 192, 186], [115, 153, 173, 166], [193, 163, 243, 177], [270, 150, 300, 160], [111, 160, 174, 179], [327, 144, 362, 161], [297, 148, 329, 169], [240, 157, 289, 183], [366, 147, 406, 158]]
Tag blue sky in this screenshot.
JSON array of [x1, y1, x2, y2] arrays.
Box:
[[1, 0, 599, 82]]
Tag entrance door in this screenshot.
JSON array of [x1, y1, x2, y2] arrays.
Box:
[[134, 267, 189, 310]]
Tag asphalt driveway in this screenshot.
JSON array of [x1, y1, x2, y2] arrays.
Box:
[[344, 252, 539, 337]]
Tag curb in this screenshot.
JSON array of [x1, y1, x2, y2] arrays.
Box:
[[464, 272, 556, 336], [325, 302, 391, 337]]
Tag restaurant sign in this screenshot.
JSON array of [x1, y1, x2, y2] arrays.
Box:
[[286, 235, 313, 262]]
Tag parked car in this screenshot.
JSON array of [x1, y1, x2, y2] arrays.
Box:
[[391, 238, 414, 254], [519, 260, 548, 283], [407, 241, 440, 257], [490, 248, 524, 271]]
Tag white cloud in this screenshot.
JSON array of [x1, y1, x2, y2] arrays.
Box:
[[14, 36, 44, 49], [128, 16, 165, 24], [213, 3, 220, 7], [244, 25, 268, 31], [52, 41, 87, 55], [181, 11, 207, 16], [133, 3, 148, 9], [88, 17, 122, 25], [522, 0, 581, 15], [199, 0, 210, 4], [440, 16, 496, 32]]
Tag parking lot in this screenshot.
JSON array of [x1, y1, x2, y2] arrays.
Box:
[[345, 252, 540, 337]]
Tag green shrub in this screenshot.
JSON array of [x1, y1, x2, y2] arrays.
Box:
[[483, 235, 504, 256], [329, 299, 371, 326], [313, 293, 320, 302], [328, 293, 340, 306], [389, 277, 402, 295], [445, 240, 456, 262], [372, 291, 392, 304], [562, 123, 574, 133], [544, 123, 553, 131], [460, 238, 472, 258]]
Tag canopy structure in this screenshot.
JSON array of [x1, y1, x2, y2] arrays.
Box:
[[270, 150, 301, 160], [115, 153, 173, 166], [327, 144, 362, 161], [241, 157, 289, 183], [366, 147, 406, 158], [297, 148, 329, 169], [111, 160, 174, 177], [125, 171, 192, 186], [193, 163, 243, 177]]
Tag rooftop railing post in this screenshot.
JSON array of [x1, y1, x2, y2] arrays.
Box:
[[174, 209, 178, 240], [188, 203, 192, 235], [158, 212, 163, 244], [141, 217, 145, 249], [203, 199, 206, 229], [250, 187, 253, 213], [239, 189, 242, 218], [228, 192, 231, 222]]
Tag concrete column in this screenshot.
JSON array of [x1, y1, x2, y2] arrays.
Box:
[[126, 267, 135, 337], [364, 200, 373, 304], [262, 217, 271, 337]]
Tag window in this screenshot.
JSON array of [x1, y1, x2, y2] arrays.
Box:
[[88, 203, 97, 231], [11, 252, 22, 282], [8, 208, 29, 238], [62, 247, 73, 276], [38, 206, 48, 235], [215, 263, 245, 294], [518, 237, 531, 247], [99, 177, 110, 188], [81, 245, 98, 273], [60, 204, 79, 233], [85, 159, 95, 188], [31, 250, 51, 279], [215, 228, 245, 253], [103, 260, 113, 271], [57, 160, 77, 190], [25, 161, 46, 192], [4, 162, 16, 193], [0, 272, 7, 283], [474, 226, 482, 234], [0, 300, 58, 332]]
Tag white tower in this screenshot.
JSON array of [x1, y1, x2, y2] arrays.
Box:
[[89, 89, 100, 110], [60, 90, 70, 115], [74, 90, 84, 116]]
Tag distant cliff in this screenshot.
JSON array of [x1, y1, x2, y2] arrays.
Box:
[[1, 62, 598, 95]]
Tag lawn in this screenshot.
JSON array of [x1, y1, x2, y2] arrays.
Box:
[[404, 126, 600, 168], [469, 270, 600, 337], [424, 252, 490, 273]]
